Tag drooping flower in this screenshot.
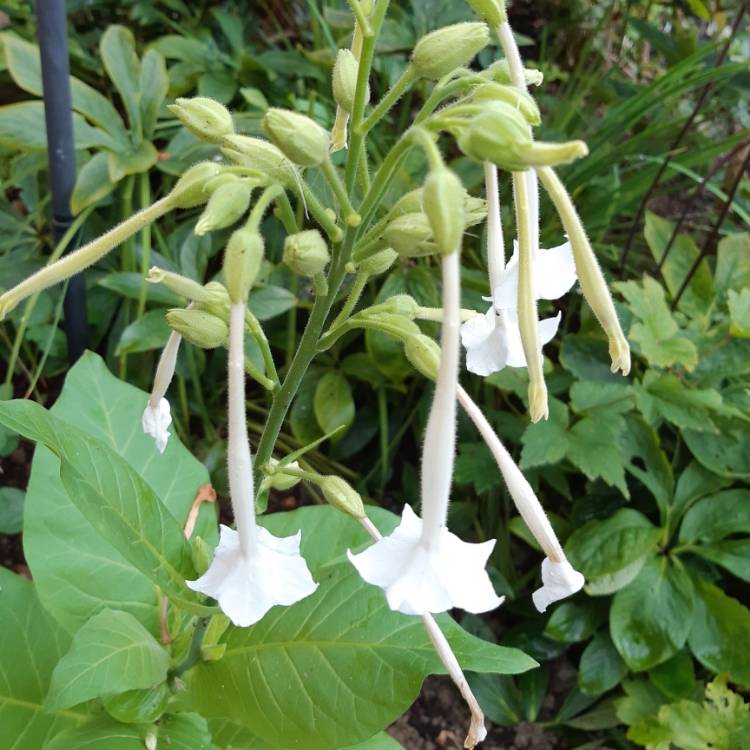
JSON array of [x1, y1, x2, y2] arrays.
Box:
[[142, 330, 181, 453], [349, 250, 503, 616], [187, 303, 317, 627], [461, 240, 576, 378]]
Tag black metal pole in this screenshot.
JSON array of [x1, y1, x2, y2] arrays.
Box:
[[37, 0, 89, 363]]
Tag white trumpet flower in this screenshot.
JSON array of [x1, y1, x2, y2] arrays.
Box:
[[142, 330, 181, 453], [461, 240, 576, 377], [349, 252, 504, 616], [187, 304, 317, 627]]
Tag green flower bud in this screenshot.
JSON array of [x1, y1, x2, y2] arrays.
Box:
[[262, 108, 330, 167], [404, 334, 441, 380], [168, 162, 224, 209], [384, 212, 438, 258], [319, 476, 365, 519], [458, 103, 588, 170], [168, 97, 234, 143], [469, 82, 540, 125], [423, 168, 466, 254], [362, 294, 420, 318], [195, 181, 253, 236], [166, 308, 228, 349], [359, 248, 398, 276], [333, 49, 368, 113], [195, 282, 231, 321], [465, 195, 489, 226], [221, 135, 300, 187], [283, 230, 330, 276], [268, 459, 301, 491], [465, 0, 506, 26], [146, 267, 225, 304], [224, 228, 265, 303], [483, 60, 544, 87], [367, 312, 422, 340], [391, 188, 424, 217], [412, 22, 490, 81]]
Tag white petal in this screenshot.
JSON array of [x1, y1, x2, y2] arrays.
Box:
[[461, 307, 510, 377], [531, 557, 585, 613], [534, 242, 577, 301], [187, 524, 318, 627], [348, 506, 504, 616], [501, 309, 562, 369], [141, 398, 172, 454], [492, 243, 520, 310]]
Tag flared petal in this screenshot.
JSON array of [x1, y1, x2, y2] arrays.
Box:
[[187, 524, 318, 627], [531, 557, 585, 613], [501, 309, 562, 369], [141, 398, 172, 454], [534, 241, 577, 300], [461, 307, 510, 377], [348, 505, 504, 616], [492, 241, 577, 310]]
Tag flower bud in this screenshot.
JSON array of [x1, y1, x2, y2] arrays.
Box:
[[391, 188, 424, 217], [221, 135, 299, 187], [367, 312, 422, 340], [465, 195, 489, 227], [168, 97, 235, 143], [196, 282, 231, 321], [283, 230, 330, 277], [262, 108, 330, 167], [333, 49, 368, 113], [166, 308, 228, 349], [469, 82, 540, 125], [194, 181, 253, 236], [146, 267, 225, 304], [362, 294, 420, 319], [359, 248, 398, 276], [483, 60, 544, 87], [458, 103, 588, 170], [168, 162, 224, 209], [412, 22, 490, 81], [268, 459, 301, 491], [224, 228, 265, 303], [465, 0, 507, 26], [404, 334, 441, 380], [423, 168, 466, 254], [384, 213, 437, 258], [320, 476, 365, 519]]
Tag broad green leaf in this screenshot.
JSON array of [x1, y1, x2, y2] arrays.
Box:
[[559, 333, 623, 383], [570, 381, 635, 415], [100, 26, 142, 137], [648, 650, 695, 701], [654, 676, 750, 750], [455, 441, 501, 494], [341, 353, 388, 389], [679, 489, 750, 544], [148, 35, 207, 63], [20, 353, 216, 634], [43, 713, 213, 750], [186, 506, 536, 750], [107, 141, 159, 183], [71, 152, 117, 214], [644, 211, 713, 319], [1, 33, 128, 144], [671, 461, 731, 522], [715, 233, 750, 299], [620, 415, 673, 514], [689, 579, 750, 687], [611, 557, 694, 671], [0, 486, 24, 534], [248, 285, 296, 321], [694, 540, 750, 583], [467, 673, 523, 726], [566, 509, 661, 595], [544, 600, 607, 644], [728, 289, 750, 337], [115, 309, 170, 355], [520, 397, 569, 469], [615, 677, 667, 727], [0, 398, 210, 616], [578, 631, 628, 696], [139, 49, 168, 139], [616, 276, 698, 370], [566, 415, 628, 496], [198, 70, 236, 103], [683, 416, 750, 480], [0, 102, 117, 151], [635, 371, 724, 433], [0, 568, 85, 748], [102, 684, 170, 724], [313, 371, 355, 439], [46, 609, 170, 711], [290, 370, 324, 446]]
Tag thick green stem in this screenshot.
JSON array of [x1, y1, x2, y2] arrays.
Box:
[[321, 158, 361, 226], [329, 271, 369, 330]]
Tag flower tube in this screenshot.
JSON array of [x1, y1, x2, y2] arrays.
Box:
[[142, 330, 181, 454]]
